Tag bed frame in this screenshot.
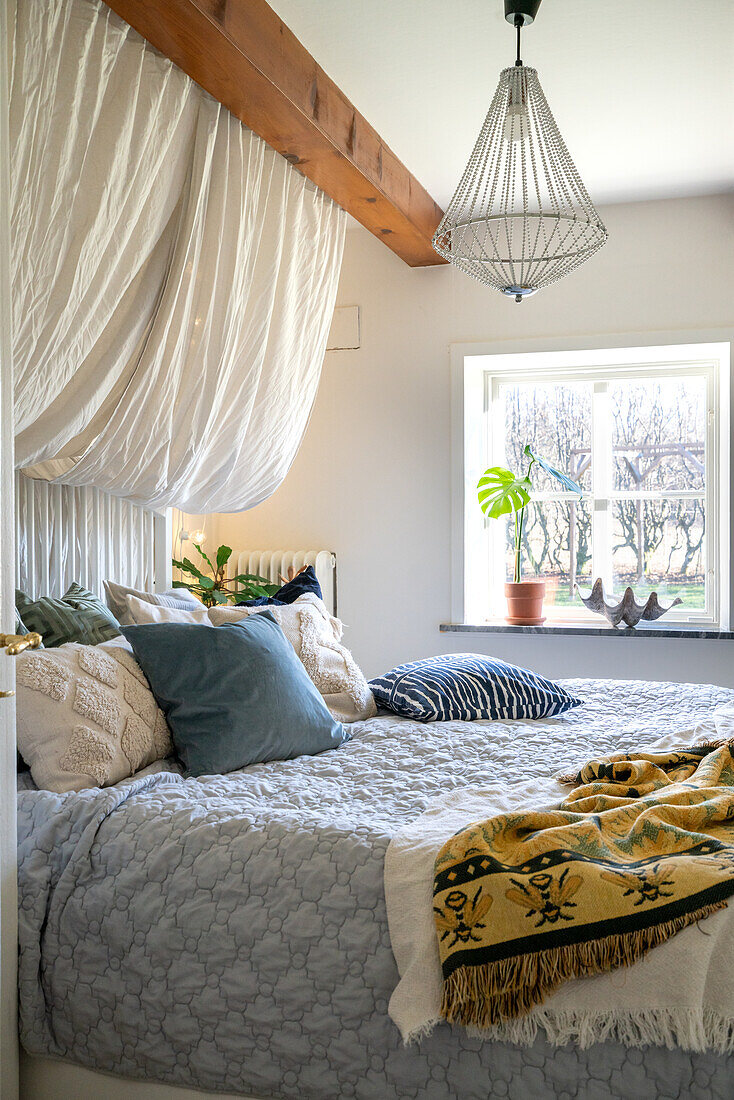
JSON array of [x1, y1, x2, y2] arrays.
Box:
[[15, 476, 339, 627], [12, 489, 338, 1097], [15, 471, 170, 599], [20, 1050, 261, 1100]]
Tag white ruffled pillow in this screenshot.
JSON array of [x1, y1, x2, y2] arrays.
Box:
[[15, 640, 172, 793], [124, 595, 211, 625], [209, 595, 376, 722], [104, 580, 203, 624]]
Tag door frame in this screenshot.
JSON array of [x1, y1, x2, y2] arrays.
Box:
[[0, 0, 18, 1094]]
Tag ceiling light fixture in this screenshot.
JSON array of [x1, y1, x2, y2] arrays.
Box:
[[433, 0, 607, 302]]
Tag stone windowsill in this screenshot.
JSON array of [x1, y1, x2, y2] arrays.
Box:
[[439, 621, 734, 640]]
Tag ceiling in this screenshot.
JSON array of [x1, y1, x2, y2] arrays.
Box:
[[269, 0, 734, 211]]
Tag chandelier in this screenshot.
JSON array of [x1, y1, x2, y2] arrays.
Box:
[[432, 0, 607, 302]]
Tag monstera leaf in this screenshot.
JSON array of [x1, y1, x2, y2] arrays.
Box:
[[477, 467, 532, 519], [524, 445, 581, 495]]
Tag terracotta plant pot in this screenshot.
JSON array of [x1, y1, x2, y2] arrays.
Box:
[[504, 580, 546, 626]]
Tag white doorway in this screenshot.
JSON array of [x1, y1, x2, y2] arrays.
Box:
[[0, 0, 19, 1093]]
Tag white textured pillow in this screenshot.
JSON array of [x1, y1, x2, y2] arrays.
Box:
[[124, 594, 211, 625], [104, 580, 203, 624], [15, 641, 173, 793], [209, 595, 376, 722]]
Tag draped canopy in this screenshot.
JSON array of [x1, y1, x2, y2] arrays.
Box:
[[9, 0, 345, 513]]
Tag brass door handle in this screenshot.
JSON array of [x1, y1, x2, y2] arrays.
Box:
[[0, 690, 15, 699], [0, 632, 43, 656]]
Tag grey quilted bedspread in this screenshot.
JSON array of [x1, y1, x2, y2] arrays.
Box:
[[17, 678, 734, 1099]]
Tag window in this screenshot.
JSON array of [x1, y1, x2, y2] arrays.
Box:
[[455, 342, 731, 628]]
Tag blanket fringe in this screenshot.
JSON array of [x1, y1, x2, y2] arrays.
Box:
[[404, 1007, 734, 1054], [440, 900, 729, 1028]]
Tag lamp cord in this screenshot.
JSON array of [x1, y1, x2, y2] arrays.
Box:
[[515, 15, 523, 66]]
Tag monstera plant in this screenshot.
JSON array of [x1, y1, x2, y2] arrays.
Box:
[[171, 543, 280, 607], [477, 445, 581, 623]]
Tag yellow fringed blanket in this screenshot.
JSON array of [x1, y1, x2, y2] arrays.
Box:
[[433, 742, 734, 1028]]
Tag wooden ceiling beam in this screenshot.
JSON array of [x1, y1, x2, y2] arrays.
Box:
[[103, 0, 446, 267]]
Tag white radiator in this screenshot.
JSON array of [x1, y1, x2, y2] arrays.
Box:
[[234, 550, 337, 616]]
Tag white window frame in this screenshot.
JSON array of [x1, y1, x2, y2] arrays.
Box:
[[451, 334, 732, 631]]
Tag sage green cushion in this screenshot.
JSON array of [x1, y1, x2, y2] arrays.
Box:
[[15, 583, 120, 647], [13, 608, 44, 650]]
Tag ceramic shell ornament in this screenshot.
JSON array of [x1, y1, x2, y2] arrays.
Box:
[[576, 578, 682, 629]]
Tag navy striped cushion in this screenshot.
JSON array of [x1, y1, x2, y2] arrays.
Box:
[[369, 654, 582, 722]]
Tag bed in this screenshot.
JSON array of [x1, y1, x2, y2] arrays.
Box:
[[17, 677, 734, 1099]]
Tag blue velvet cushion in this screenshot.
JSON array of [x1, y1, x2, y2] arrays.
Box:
[[122, 612, 347, 776], [237, 564, 323, 607], [369, 653, 583, 723]]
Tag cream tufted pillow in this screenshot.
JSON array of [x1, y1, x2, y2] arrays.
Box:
[[209, 595, 376, 723], [15, 640, 172, 793]]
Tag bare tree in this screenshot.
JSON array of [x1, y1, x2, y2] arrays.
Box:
[[501, 377, 705, 604]]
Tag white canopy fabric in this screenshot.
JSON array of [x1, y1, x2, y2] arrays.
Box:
[[10, 0, 345, 513]]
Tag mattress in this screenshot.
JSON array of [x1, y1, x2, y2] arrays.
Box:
[[17, 678, 734, 1099]]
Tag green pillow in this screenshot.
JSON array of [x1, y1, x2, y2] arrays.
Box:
[[15, 582, 120, 647], [13, 607, 44, 650]]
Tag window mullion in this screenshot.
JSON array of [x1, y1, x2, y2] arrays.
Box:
[[591, 381, 613, 591], [488, 376, 506, 616]]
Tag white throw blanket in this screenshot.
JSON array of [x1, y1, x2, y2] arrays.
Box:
[[385, 709, 734, 1052]]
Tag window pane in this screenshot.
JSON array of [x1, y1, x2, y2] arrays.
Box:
[[504, 499, 593, 610], [501, 381, 592, 491], [611, 499, 706, 612], [611, 378, 706, 492]]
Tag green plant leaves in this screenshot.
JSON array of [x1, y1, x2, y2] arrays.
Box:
[[477, 467, 531, 519], [230, 574, 281, 598], [524, 445, 582, 495], [171, 545, 283, 605], [187, 558, 205, 578], [193, 543, 216, 574], [171, 557, 197, 578], [477, 449, 582, 523]]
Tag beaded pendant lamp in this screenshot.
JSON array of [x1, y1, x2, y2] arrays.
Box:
[[432, 0, 607, 302]]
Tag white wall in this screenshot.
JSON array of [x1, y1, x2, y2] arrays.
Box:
[[213, 194, 734, 684]]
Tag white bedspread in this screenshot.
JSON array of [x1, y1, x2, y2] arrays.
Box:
[[386, 706, 734, 1052]]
